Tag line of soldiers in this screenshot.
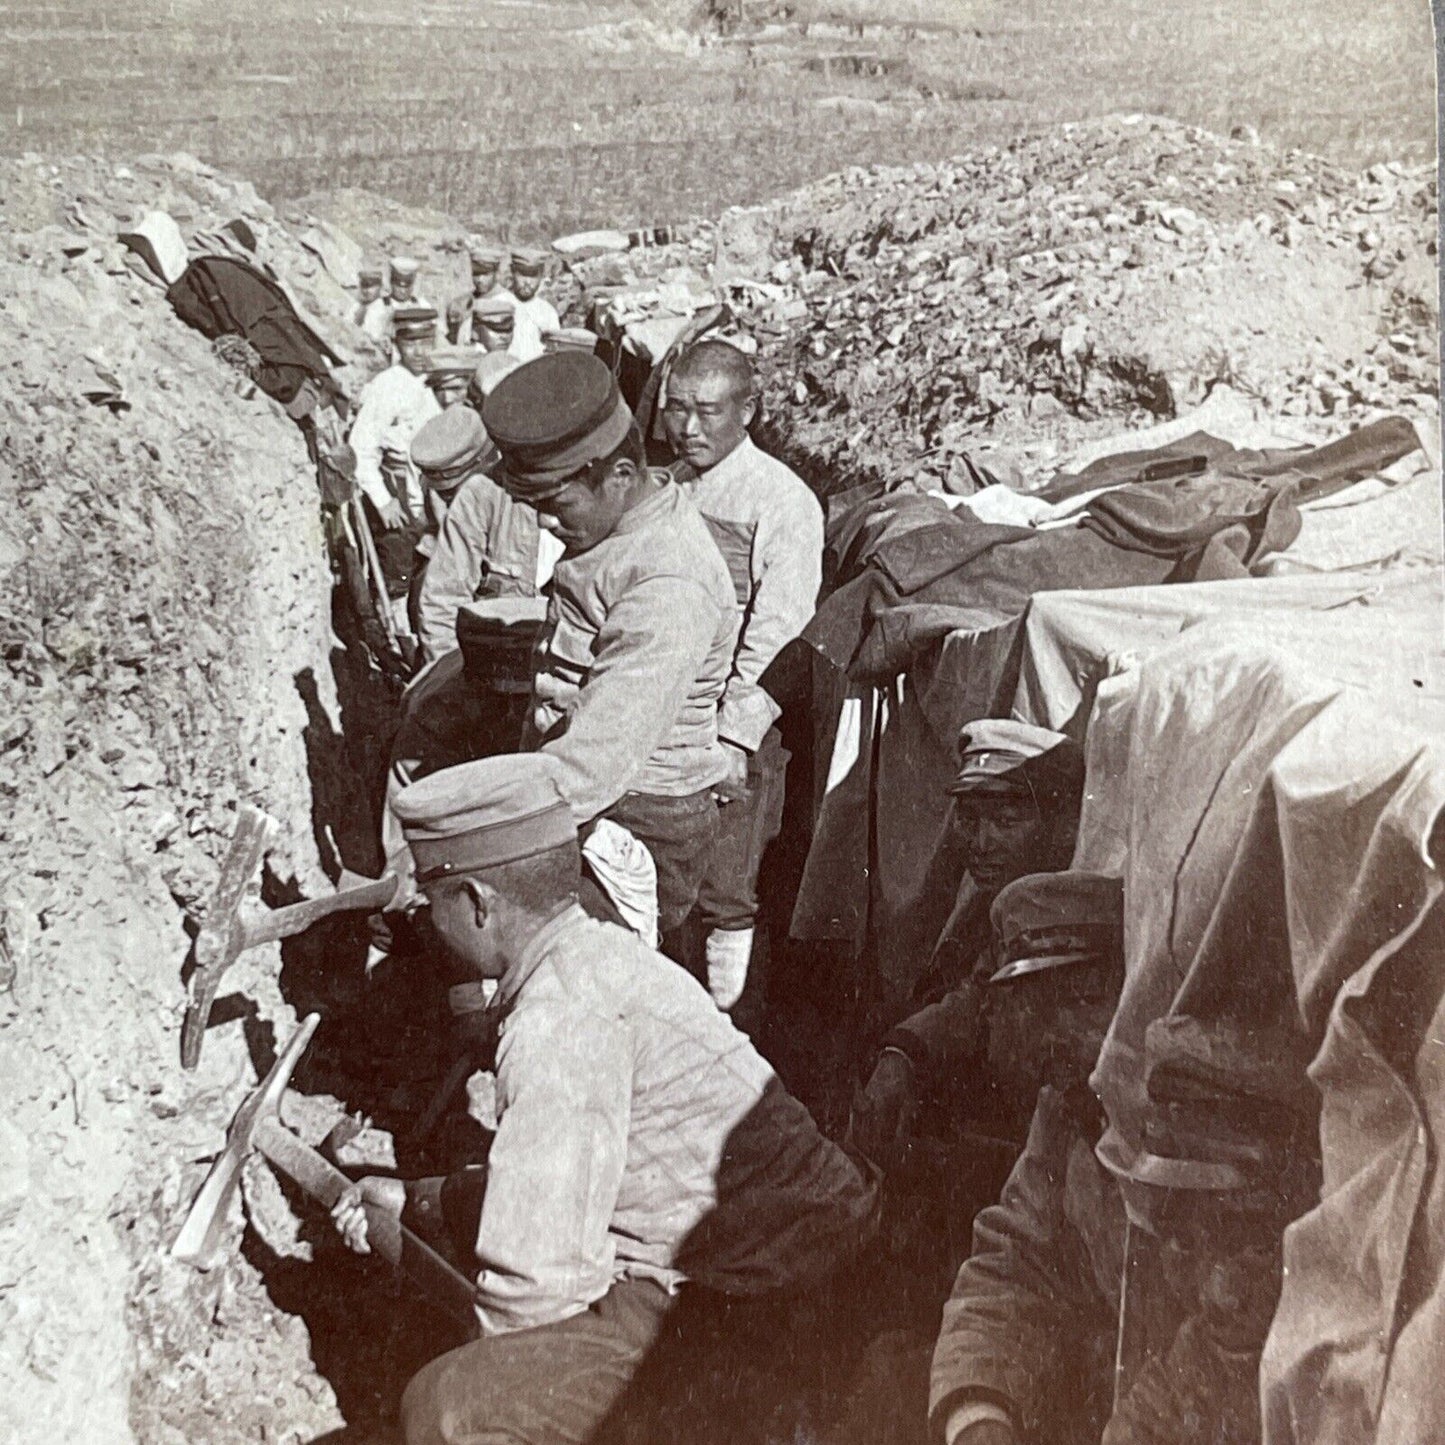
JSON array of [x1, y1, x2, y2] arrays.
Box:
[[353, 246, 565, 363], [315, 270, 1313, 1444], [332, 339, 872, 1441], [343, 247, 594, 635]]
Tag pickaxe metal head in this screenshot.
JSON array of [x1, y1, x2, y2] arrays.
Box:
[[171, 1013, 319, 1269], [172, 1012, 482, 1331], [181, 807, 404, 1071], [182, 804, 278, 1070]]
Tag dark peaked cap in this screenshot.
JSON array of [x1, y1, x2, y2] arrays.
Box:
[[482, 352, 635, 500]]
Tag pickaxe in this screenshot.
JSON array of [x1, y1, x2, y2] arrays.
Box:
[[181, 804, 405, 1069], [172, 1013, 479, 1333]]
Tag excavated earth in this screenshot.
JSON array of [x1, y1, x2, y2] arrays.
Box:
[[0, 116, 1437, 1444]]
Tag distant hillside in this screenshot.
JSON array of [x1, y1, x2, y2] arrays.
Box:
[[1, 0, 1434, 232]]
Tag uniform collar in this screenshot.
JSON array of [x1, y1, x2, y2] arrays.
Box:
[[499, 901, 589, 1006], [697, 435, 756, 487], [609, 476, 677, 537]]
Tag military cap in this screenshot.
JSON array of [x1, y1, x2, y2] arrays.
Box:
[[472, 294, 517, 326], [426, 348, 480, 385], [986, 871, 1123, 984], [1127, 1014, 1320, 1197], [482, 352, 635, 501], [392, 306, 438, 341], [457, 596, 548, 694], [390, 255, 421, 278], [471, 351, 523, 400], [468, 241, 507, 271], [951, 718, 1083, 799], [411, 406, 496, 481], [510, 245, 549, 274], [543, 326, 599, 354], [395, 754, 576, 885], [359, 260, 385, 284]]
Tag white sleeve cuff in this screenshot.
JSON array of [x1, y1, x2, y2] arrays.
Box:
[[944, 1400, 1012, 1444], [718, 686, 780, 754]]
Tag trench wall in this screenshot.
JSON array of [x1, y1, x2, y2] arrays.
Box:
[[0, 158, 357, 1442]]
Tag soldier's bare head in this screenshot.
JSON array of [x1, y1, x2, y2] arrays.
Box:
[[663, 340, 757, 471]]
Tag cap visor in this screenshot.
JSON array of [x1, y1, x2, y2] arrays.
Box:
[[987, 949, 1101, 984]]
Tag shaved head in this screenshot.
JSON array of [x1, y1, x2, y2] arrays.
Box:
[[671, 339, 755, 403], [663, 340, 758, 469]]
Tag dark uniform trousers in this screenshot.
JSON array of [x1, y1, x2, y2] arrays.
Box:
[[695, 728, 788, 934], [402, 1266, 864, 1445], [581, 788, 721, 939], [402, 1279, 671, 1445]]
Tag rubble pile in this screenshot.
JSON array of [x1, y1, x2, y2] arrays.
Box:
[[0, 153, 377, 1444], [722, 116, 1438, 493]]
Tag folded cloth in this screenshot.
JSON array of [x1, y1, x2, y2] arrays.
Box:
[[1079, 473, 1302, 578], [582, 819, 659, 948]]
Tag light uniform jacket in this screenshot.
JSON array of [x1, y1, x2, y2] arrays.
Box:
[[416, 471, 551, 663], [348, 362, 440, 516], [448, 286, 512, 347], [471, 904, 879, 1335], [507, 292, 560, 363], [526, 481, 738, 825], [357, 296, 392, 343], [678, 436, 824, 753]]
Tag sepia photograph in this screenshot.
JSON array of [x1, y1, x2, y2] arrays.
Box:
[[0, 0, 1441, 1441]]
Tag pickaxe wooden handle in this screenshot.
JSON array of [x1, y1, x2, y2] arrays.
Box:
[[250, 1118, 480, 1331], [181, 804, 404, 1069], [172, 1014, 479, 1333]]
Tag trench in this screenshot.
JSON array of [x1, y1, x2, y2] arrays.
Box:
[[219, 425, 990, 1443]]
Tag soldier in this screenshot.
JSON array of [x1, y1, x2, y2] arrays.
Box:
[[505, 245, 559, 363], [348, 306, 441, 538], [388, 255, 432, 311], [448, 242, 507, 345], [469, 294, 519, 356], [413, 417, 553, 666], [424, 350, 477, 411], [406, 406, 503, 638], [662, 339, 824, 1014], [335, 754, 878, 1445], [850, 720, 1085, 1161], [482, 352, 739, 940], [355, 260, 389, 340], [931, 964, 1317, 1445]]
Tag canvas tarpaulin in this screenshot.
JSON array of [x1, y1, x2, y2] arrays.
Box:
[[789, 444, 1440, 1005], [1059, 614, 1445, 1445]]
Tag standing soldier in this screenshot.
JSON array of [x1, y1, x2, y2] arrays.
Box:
[[448, 242, 508, 345], [381, 257, 436, 365], [505, 245, 560, 363], [662, 339, 824, 1014], [424, 350, 477, 411], [355, 260, 390, 341], [388, 255, 433, 311], [468, 295, 520, 356], [481, 352, 740, 941], [406, 405, 505, 639], [348, 307, 441, 589]]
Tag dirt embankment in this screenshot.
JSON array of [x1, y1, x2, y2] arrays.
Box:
[[715, 115, 1438, 493], [0, 153, 382, 1443]]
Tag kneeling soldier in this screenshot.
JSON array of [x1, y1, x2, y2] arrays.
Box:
[[335, 755, 878, 1445]]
